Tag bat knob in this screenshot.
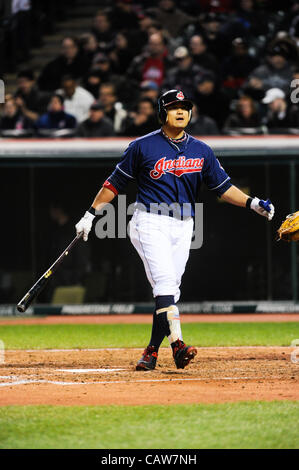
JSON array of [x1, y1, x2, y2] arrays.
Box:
[[17, 304, 26, 313]]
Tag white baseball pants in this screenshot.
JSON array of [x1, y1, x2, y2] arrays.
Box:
[[129, 209, 193, 302]]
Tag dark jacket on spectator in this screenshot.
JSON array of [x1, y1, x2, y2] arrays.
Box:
[[90, 28, 115, 51], [147, 6, 193, 37], [109, 5, 139, 33], [221, 54, 259, 89], [35, 110, 77, 130], [38, 54, 90, 91], [14, 85, 51, 115], [223, 112, 262, 130], [265, 106, 299, 130], [163, 63, 205, 100], [122, 115, 160, 137], [0, 111, 34, 130], [76, 117, 115, 137], [194, 89, 231, 130], [248, 62, 294, 94], [186, 114, 219, 135], [191, 51, 219, 74]]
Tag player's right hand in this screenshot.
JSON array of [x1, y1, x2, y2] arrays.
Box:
[[75, 211, 95, 241]]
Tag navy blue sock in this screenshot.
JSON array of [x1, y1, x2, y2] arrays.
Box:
[[149, 295, 174, 350]]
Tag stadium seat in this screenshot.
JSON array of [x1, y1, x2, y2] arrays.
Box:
[[51, 285, 86, 304]]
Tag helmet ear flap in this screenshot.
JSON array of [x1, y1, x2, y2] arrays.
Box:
[[188, 109, 192, 122], [158, 108, 167, 124]]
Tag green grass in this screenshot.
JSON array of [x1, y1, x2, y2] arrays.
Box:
[[0, 322, 298, 349], [0, 402, 298, 449]]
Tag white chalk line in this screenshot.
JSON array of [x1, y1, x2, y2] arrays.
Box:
[[58, 368, 126, 373], [0, 375, 285, 388], [5, 346, 290, 353]]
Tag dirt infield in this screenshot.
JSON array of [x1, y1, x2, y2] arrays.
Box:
[[1, 313, 299, 325], [0, 347, 298, 406], [1, 314, 298, 406]]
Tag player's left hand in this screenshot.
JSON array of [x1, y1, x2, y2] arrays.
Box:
[[250, 197, 275, 220]]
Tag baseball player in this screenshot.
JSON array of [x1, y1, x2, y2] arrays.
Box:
[[75, 89, 275, 371]]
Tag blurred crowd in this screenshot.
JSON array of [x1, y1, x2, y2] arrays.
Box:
[[1, 0, 299, 137]]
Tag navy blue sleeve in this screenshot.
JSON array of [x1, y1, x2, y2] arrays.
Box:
[[105, 140, 140, 194], [202, 145, 232, 197]]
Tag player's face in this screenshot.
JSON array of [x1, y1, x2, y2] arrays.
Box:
[[165, 103, 190, 129]]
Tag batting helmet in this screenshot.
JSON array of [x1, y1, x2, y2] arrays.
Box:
[[158, 89, 193, 124]]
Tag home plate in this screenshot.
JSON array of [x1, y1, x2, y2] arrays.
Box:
[[58, 368, 126, 373]]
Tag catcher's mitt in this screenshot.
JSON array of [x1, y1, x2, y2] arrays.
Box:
[[277, 211, 299, 242]]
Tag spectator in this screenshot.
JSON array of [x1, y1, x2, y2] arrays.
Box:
[[163, 46, 204, 100], [14, 69, 50, 123], [92, 53, 119, 85], [76, 101, 115, 137], [147, 20, 169, 39], [189, 35, 218, 73], [38, 37, 90, 91], [58, 76, 95, 123], [139, 81, 160, 102], [289, 11, 299, 44], [223, 95, 262, 132], [99, 83, 127, 134], [262, 87, 298, 131], [186, 103, 219, 135], [35, 94, 77, 131], [247, 44, 294, 94], [91, 10, 115, 52], [109, 32, 135, 75], [221, 37, 259, 94], [122, 97, 160, 136], [0, 96, 34, 133], [198, 12, 230, 60], [130, 12, 157, 55], [78, 33, 101, 69], [199, 0, 234, 13], [109, 0, 139, 33], [82, 69, 103, 99], [127, 32, 171, 87], [269, 35, 298, 65], [148, 0, 194, 38], [194, 72, 230, 130], [233, 0, 269, 38]]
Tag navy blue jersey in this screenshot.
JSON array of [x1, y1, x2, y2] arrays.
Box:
[[104, 129, 231, 217]]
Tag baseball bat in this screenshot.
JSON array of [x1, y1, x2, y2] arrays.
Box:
[[17, 233, 83, 313]]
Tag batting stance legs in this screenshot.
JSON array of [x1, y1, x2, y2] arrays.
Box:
[[129, 209, 197, 370]]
